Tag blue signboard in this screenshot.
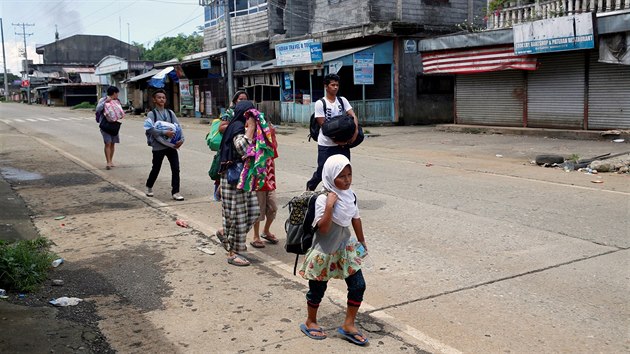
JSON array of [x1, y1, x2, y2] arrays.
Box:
[[276, 40, 323, 66], [353, 52, 374, 85], [514, 13, 595, 55], [200, 59, 211, 69]]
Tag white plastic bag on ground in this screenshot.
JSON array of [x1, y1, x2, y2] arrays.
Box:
[[49, 297, 82, 306]]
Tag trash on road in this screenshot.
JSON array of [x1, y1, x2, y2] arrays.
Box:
[[0, 289, 7, 299], [612, 139, 625, 143], [176, 219, 189, 228], [54, 216, 66, 220], [51, 258, 64, 267], [495, 154, 503, 158], [196, 246, 216, 255], [52, 279, 64, 286], [49, 297, 83, 307], [425, 163, 433, 167], [591, 179, 604, 184]]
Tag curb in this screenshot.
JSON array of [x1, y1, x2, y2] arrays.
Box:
[[435, 124, 630, 141]]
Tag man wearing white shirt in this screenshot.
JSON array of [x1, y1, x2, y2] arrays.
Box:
[[306, 74, 359, 191]]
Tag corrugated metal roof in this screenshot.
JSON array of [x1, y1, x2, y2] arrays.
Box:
[[62, 67, 95, 74], [79, 73, 99, 83], [123, 69, 159, 83], [155, 43, 252, 68]]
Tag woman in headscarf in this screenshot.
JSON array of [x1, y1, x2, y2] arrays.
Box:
[[212, 90, 249, 201], [216, 100, 260, 266]]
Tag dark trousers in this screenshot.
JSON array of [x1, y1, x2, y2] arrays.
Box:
[[306, 144, 351, 191], [146, 148, 180, 194], [306, 270, 366, 308]]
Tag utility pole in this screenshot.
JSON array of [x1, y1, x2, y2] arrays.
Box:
[[13, 22, 34, 104], [1, 18, 9, 101], [198, 0, 234, 100], [223, 0, 234, 99]]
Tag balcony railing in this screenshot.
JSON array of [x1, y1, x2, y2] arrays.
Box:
[[488, 0, 630, 29]]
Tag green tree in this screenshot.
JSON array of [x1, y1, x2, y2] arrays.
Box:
[[141, 33, 203, 62], [0, 72, 21, 86]]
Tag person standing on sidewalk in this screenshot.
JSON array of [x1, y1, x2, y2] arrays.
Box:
[[144, 89, 185, 201], [95, 86, 124, 170], [306, 74, 359, 191]]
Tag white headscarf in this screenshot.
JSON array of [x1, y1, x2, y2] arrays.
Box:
[[321, 154, 357, 227]]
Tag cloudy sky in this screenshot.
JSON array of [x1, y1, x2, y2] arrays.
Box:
[[1, 0, 203, 74]]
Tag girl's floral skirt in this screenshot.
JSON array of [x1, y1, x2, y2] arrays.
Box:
[[299, 241, 363, 281]]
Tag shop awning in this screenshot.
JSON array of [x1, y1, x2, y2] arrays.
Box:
[[123, 69, 160, 83], [421, 46, 538, 75], [148, 66, 178, 88]]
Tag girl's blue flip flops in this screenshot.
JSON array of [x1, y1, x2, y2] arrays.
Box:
[[337, 327, 369, 346], [300, 323, 327, 340]]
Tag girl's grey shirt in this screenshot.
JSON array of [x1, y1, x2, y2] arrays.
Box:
[[147, 108, 185, 151], [311, 194, 360, 254]]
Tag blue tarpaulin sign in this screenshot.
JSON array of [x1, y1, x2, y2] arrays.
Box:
[[353, 52, 374, 85]]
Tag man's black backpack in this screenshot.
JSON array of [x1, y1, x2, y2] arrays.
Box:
[[308, 97, 345, 142], [146, 109, 175, 146], [284, 190, 327, 275]]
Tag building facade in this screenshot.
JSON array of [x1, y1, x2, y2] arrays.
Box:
[[195, 0, 484, 123], [417, 1, 630, 130]]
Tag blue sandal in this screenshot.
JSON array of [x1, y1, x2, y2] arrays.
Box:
[[300, 323, 327, 340], [337, 327, 368, 346]]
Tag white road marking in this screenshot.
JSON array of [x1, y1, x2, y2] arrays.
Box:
[[26, 118, 38, 122], [36, 118, 49, 121], [47, 117, 60, 121], [14, 119, 25, 122], [58, 118, 72, 121]]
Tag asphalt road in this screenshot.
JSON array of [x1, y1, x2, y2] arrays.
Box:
[[0, 102, 628, 353]]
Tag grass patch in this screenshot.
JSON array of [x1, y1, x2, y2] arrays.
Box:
[[71, 101, 95, 110], [568, 153, 580, 163], [0, 237, 57, 292]]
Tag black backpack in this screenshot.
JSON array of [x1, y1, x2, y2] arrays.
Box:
[[146, 109, 175, 146], [284, 190, 327, 275], [308, 97, 345, 142]]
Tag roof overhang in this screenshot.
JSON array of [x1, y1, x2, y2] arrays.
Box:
[[236, 45, 374, 75]]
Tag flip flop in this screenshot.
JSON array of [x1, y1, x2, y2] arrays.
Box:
[[300, 323, 327, 340], [250, 240, 266, 248], [227, 254, 250, 266], [260, 233, 279, 244], [337, 327, 368, 346]]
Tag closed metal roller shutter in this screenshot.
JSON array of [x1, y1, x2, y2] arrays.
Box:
[[527, 53, 585, 129], [588, 52, 630, 130], [456, 71, 524, 126]]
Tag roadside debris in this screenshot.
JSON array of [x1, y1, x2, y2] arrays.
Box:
[[49, 297, 82, 307], [0, 289, 7, 299], [54, 216, 66, 220], [175, 219, 189, 228], [196, 246, 216, 255], [495, 154, 503, 158], [51, 258, 64, 267], [591, 179, 604, 184], [52, 279, 64, 286], [535, 151, 630, 173], [613, 139, 625, 143], [425, 163, 433, 167]]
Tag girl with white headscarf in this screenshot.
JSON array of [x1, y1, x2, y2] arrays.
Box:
[[298, 154, 369, 346]]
